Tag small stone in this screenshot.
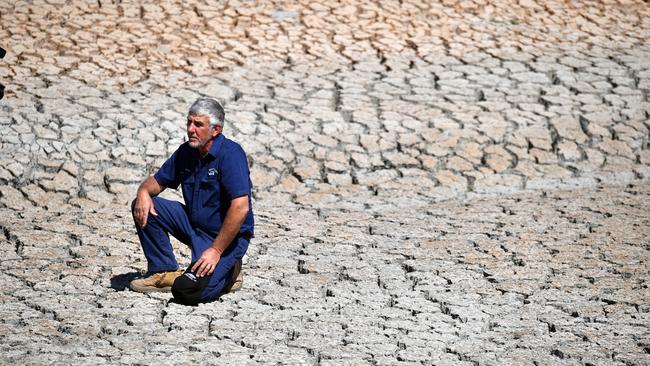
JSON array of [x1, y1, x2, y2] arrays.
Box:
[[558, 141, 582, 161], [145, 140, 166, 156], [0, 186, 32, 210], [6, 162, 25, 178], [77, 138, 103, 154], [105, 167, 145, 184], [446, 156, 474, 172], [41, 170, 77, 193], [294, 158, 321, 182], [271, 10, 298, 21], [250, 167, 278, 189], [326, 172, 352, 186], [62, 161, 79, 177], [551, 116, 588, 144], [597, 139, 634, 158], [435, 170, 467, 190], [473, 174, 522, 194]]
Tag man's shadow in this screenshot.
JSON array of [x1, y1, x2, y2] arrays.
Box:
[[110, 272, 141, 291], [109, 272, 195, 306]]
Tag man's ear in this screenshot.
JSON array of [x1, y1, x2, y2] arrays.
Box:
[[212, 124, 222, 137]]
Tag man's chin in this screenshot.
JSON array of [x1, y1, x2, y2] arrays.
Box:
[[188, 139, 204, 148]]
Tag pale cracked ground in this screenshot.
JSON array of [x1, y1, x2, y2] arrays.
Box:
[[0, 1, 649, 365]]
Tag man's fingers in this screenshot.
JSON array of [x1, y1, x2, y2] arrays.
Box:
[[191, 259, 202, 273], [134, 210, 142, 227], [199, 263, 211, 277], [198, 262, 216, 277], [136, 209, 148, 228], [141, 210, 148, 227], [192, 248, 220, 277], [149, 204, 158, 216]]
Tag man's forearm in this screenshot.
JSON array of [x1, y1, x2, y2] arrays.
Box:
[[137, 176, 164, 197]]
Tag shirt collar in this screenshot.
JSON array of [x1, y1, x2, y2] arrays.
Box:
[[205, 133, 225, 159]]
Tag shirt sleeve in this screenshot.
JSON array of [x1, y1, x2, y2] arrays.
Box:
[[220, 145, 251, 200], [154, 148, 181, 189]]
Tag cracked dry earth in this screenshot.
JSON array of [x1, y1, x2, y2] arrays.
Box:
[[0, 0, 649, 365]]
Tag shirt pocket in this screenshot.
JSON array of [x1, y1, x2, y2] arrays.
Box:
[[181, 175, 195, 201], [199, 176, 221, 207]]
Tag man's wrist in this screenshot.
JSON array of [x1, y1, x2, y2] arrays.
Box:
[[209, 245, 224, 255]]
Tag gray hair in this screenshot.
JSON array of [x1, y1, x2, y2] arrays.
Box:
[[188, 97, 225, 128]]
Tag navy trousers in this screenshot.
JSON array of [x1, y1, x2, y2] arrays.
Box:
[[132, 197, 249, 304]]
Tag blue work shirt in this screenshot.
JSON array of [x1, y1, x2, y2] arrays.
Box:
[[153, 134, 254, 238]]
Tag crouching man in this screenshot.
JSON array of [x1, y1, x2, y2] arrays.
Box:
[[130, 97, 254, 305]]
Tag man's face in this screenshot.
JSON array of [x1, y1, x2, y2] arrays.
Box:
[[187, 114, 220, 149]]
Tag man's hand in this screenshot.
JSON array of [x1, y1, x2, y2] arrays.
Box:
[[192, 247, 222, 277], [132, 176, 164, 228], [133, 193, 158, 228]]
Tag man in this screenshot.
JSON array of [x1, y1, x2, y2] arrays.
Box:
[[130, 97, 254, 305]]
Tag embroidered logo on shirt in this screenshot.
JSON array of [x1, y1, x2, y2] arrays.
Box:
[[208, 168, 217, 177], [184, 272, 197, 282]]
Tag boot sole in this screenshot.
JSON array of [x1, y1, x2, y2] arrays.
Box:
[[228, 278, 243, 293], [129, 283, 173, 293]]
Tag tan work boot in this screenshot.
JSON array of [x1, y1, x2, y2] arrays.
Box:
[[222, 259, 243, 294], [130, 269, 184, 293]]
